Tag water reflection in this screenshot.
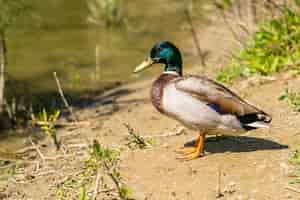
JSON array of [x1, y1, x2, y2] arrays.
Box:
[[8, 0, 206, 94]]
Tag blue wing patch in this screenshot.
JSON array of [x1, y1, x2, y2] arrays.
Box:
[[207, 103, 223, 114]]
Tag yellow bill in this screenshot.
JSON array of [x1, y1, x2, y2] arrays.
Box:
[[133, 57, 154, 73]]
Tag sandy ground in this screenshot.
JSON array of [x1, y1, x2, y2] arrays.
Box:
[[1, 9, 300, 200]]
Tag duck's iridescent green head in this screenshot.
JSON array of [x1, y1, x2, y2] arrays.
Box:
[[134, 41, 183, 75]]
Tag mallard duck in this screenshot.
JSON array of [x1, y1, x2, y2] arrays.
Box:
[[134, 41, 272, 161]]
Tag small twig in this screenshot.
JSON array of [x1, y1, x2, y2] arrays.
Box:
[[0, 157, 38, 165], [0, 163, 15, 169], [59, 130, 82, 138], [28, 138, 72, 161], [99, 188, 116, 194], [237, 21, 251, 35], [248, 0, 258, 30], [31, 120, 91, 127], [53, 72, 78, 122], [183, 6, 207, 67], [36, 170, 56, 177], [214, 0, 246, 48], [216, 165, 224, 198], [285, 185, 300, 193], [53, 170, 85, 188], [265, 0, 286, 14], [15, 146, 37, 154], [53, 73, 90, 145], [144, 127, 185, 138], [102, 160, 125, 200], [157, 126, 185, 137], [29, 137, 46, 161], [67, 143, 89, 149], [0, 31, 7, 114], [52, 134, 60, 151], [93, 168, 102, 200], [293, 132, 300, 136], [35, 161, 40, 172]]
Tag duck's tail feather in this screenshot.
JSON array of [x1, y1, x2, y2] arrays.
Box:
[[238, 112, 272, 131]]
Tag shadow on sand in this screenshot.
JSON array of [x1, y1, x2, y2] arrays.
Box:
[[5, 73, 149, 120], [184, 136, 288, 154]]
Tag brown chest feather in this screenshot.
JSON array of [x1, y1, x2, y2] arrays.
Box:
[[150, 73, 179, 113]]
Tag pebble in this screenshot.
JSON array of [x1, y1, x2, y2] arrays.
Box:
[[229, 181, 236, 187], [222, 181, 239, 195], [285, 193, 292, 199]]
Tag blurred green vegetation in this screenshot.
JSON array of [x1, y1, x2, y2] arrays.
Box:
[[86, 0, 125, 27], [0, 0, 32, 31], [217, 7, 300, 83], [279, 88, 300, 112], [124, 123, 155, 149], [36, 108, 60, 149], [291, 149, 300, 183], [89, 141, 132, 199], [56, 141, 133, 200]]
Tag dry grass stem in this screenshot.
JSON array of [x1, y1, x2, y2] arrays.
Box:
[[144, 126, 185, 138], [29, 137, 46, 161], [102, 160, 125, 200], [183, 6, 206, 66], [216, 165, 224, 198], [285, 185, 300, 193], [92, 168, 102, 200], [53, 72, 78, 122], [31, 120, 91, 127]]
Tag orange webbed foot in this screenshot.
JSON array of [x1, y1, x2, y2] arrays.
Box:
[[177, 151, 204, 161], [175, 147, 197, 155], [176, 132, 206, 161]]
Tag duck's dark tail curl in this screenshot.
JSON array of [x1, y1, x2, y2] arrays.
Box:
[[238, 112, 272, 131]]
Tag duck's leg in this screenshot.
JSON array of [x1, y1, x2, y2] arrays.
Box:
[[176, 137, 199, 154], [177, 132, 206, 161]]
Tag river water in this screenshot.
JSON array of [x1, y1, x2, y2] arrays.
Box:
[[8, 0, 207, 94]]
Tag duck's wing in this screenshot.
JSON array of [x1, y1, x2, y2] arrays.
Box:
[[174, 75, 271, 128]]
